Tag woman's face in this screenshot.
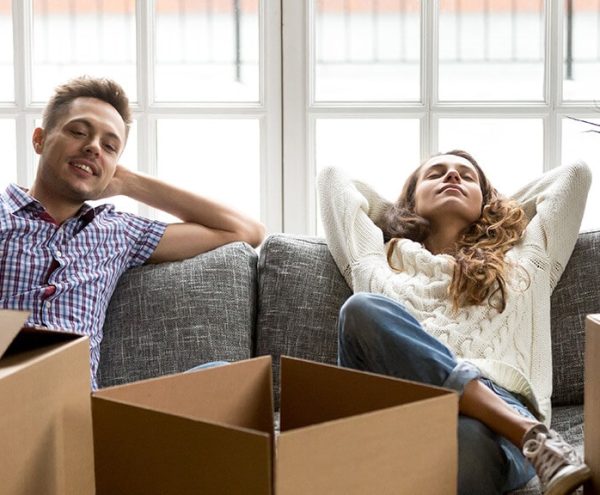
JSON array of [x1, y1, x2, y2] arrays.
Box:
[[413, 154, 484, 228]]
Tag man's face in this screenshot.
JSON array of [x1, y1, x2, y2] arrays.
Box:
[[32, 97, 127, 203]]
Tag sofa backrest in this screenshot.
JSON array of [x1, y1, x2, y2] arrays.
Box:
[[255, 235, 351, 406], [551, 229, 600, 406], [256, 232, 600, 408], [98, 242, 258, 388]]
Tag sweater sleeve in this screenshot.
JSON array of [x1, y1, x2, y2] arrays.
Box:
[[510, 161, 591, 289], [317, 166, 392, 289]]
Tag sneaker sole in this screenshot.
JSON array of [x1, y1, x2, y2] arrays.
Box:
[[545, 464, 592, 495]]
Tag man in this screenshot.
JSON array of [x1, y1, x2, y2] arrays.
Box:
[[0, 76, 265, 389]]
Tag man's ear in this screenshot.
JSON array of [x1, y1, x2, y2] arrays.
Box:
[[32, 127, 45, 155]]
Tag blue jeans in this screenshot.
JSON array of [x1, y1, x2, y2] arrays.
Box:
[[186, 361, 230, 372], [338, 293, 536, 495]]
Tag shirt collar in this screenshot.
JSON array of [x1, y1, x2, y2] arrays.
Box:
[[3, 183, 102, 222]]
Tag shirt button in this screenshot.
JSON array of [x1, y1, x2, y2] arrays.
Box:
[[45, 301, 51, 309], [55, 250, 62, 258]]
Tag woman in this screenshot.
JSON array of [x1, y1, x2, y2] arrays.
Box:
[[317, 150, 591, 495]]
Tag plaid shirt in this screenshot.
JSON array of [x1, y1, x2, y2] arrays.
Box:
[[0, 184, 167, 389]]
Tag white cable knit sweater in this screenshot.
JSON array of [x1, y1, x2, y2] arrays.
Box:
[[318, 162, 591, 424]]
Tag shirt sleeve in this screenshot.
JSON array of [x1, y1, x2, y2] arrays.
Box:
[[115, 212, 168, 268], [317, 166, 392, 290], [510, 161, 592, 289]]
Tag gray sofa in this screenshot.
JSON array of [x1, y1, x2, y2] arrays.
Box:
[[97, 231, 600, 495]]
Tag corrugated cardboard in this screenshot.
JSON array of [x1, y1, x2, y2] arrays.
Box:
[[0, 309, 95, 495], [585, 314, 600, 495], [93, 355, 457, 495]]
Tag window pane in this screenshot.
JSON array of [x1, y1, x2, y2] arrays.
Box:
[[562, 117, 600, 231], [155, 0, 260, 102], [315, 118, 420, 234], [314, 0, 421, 102], [156, 119, 260, 222], [563, 0, 600, 101], [438, 118, 543, 197], [439, 0, 544, 101], [0, 120, 17, 187], [31, 0, 136, 103], [0, 0, 13, 102]]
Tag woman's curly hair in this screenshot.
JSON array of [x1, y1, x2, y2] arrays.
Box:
[[376, 150, 528, 313]]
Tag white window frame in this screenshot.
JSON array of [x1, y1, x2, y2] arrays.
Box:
[[282, 0, 597, 235], [2, 0, 598, 236], [4, 0, 283, 232]]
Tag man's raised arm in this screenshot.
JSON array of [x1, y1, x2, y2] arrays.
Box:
[[100, 165, 266, 263]]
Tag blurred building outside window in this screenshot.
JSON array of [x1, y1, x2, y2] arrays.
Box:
[[1, 1, 598, 233]]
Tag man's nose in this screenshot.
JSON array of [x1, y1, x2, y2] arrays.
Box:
[[83, 138, 100, 156]]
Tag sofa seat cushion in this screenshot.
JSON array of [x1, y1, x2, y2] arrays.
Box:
[[97, 242, 258, 388]]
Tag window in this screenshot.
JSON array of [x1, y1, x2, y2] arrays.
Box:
[[1, 1, 598, 235], [0, 0, 13, 102], [0, 119, 17, 186], [284, 0, 599, 234], [2, 0, 281, 231]]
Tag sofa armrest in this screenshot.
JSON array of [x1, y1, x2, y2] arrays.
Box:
[[585, 314, 600, 494], [97, 242, 258, 388]]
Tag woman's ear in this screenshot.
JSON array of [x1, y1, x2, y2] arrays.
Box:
[[32, 127, 45, 154]]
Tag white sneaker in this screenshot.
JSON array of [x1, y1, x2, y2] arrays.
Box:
[[523, 429, 591, 495]]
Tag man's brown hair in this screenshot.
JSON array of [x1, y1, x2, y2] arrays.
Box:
[[42, 76, 132, 136]]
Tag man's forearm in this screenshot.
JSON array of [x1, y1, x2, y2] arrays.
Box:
[[117, 167, 266, 247]]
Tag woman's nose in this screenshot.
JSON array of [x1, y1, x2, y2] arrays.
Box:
[[444, 169, 461, 182]]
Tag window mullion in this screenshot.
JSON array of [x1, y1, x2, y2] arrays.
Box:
[[545, 0, 562, 171], [135, 0, 154, 218], [282, 0, 309, 234], [422, 0, 438, 159], [13, 0, 34, 187], [261, 0, 283, 233]]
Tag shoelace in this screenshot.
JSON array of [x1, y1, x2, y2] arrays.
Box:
[[522, 431, 580, 486]]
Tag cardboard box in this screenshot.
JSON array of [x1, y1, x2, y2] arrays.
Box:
[[0, 309, 95, 495], [585, 314, 600, 495], [93, 355, 458, 494]]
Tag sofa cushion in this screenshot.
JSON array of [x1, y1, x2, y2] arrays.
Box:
[[551, 230, 600, 406], [97, 242, 258, 388], [255, 235, 352, 404]]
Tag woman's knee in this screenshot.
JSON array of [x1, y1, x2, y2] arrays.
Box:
[[339, 293, 375, 342], [341, 292, 377, 319], [339, 293, 391, 343]]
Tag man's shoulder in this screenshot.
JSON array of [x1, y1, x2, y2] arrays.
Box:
[[0, 184, 31, 212]]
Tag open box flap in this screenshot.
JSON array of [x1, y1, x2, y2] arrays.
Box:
[[0, 310, 31, 359], [279, 355, 455, 431], [277, 356, 458, 495], [93, 355, 274, 434], [93, 398, 273, 494], [276, 395, 457, 495]]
